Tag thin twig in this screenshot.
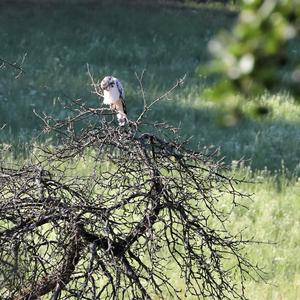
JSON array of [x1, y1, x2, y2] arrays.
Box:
[[87, 63, 103, 98], [136, 74, 186, 123], [0, 54, 26, 78]]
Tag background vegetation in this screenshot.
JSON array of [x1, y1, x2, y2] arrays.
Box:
[[206, 0, 300, 122], [0, 1, 299, 299]]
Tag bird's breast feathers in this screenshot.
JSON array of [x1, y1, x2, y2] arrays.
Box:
[[103, 78, 125, 105], [103, 87, 120, 104]]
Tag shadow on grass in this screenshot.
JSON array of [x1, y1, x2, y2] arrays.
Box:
[[138, 96, 300, 174], [2, 86, 300, 175], [0, 2, 299, 173]]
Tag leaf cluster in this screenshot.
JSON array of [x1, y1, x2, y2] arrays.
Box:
[[204, 0, 300, 121]]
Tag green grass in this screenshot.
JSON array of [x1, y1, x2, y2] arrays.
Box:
[[229, 168, 300, 300], [1, 2, 300, 299], [174, 160, 299, 299], [1, 2, 299, 172], [2, 2, 299, 172], [162, 167, 300, 299]]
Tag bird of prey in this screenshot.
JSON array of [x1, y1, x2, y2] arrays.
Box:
[[100, 76, 128, 126]]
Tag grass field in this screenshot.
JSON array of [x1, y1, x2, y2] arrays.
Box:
[[1, 1, 300, 299], [1, 2, 300, 171]]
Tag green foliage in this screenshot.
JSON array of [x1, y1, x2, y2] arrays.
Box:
[[206, 0, 300, 117]]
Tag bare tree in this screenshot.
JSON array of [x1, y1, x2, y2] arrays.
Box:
[[0, 75, 263, 299]]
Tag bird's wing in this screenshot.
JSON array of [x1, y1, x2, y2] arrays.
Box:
[[115, 78, 125, 100], [121, 98, 127, 115]]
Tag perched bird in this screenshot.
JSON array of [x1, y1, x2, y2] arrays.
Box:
[[100, 76, 128, 126]]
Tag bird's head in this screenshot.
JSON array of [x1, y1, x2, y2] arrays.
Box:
[[100, 76, 114, 91]]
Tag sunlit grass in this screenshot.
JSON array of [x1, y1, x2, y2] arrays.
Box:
[[160, 167, 300, 299], [229, 168, 300, 299], [7, 151, 299, 299]]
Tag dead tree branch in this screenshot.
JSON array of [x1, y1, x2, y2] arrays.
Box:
[[0, 78, 263, 299]]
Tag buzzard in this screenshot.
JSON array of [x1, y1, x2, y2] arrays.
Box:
[[100, 76, 128, 126]]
